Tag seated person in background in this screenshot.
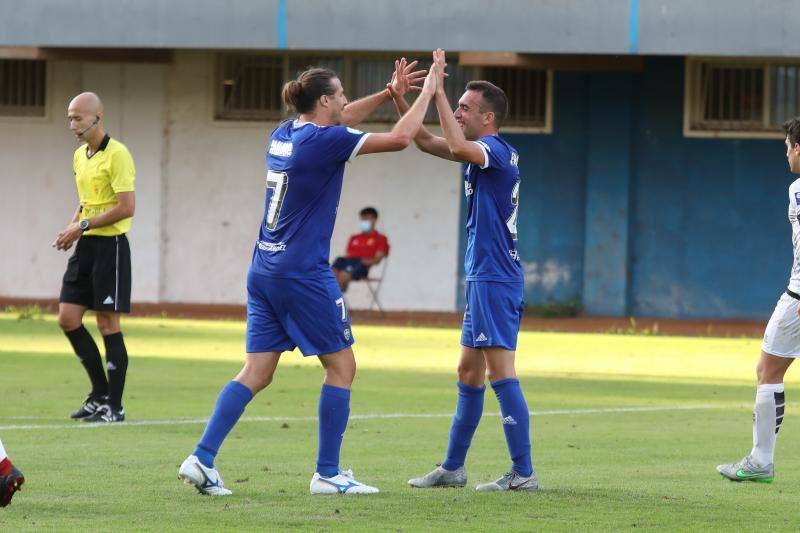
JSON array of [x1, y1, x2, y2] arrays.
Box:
[[332, 207, 390, 292]]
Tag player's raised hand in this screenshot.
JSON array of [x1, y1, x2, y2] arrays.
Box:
[[387, 58, 427, 97], [421, 61, 439, 96], [432, 49, 447, 93]]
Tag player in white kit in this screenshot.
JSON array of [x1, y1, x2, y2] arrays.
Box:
[[0, 437, 24, 507], [717, 118, 800, 483]]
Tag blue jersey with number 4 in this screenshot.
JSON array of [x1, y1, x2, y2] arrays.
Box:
[[251, 119, 369, 278], [464, 135, 523, 282]]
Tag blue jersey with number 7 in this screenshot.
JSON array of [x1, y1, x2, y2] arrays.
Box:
[[251, 119, 369, 278], [464, 135, 523, 282]]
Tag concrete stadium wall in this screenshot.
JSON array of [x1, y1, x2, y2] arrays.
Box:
[[0, 51, 461, 311], [457, 57, 789, 319], [0, 60, 166, 306], [3, 52, 791, 319], [5, 1, 800, 57]]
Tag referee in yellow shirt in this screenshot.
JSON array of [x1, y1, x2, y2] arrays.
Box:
[[53, 92, 135, 423]]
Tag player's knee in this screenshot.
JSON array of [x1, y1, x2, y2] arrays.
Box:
[[457, 363, 484, 386], [758, 366, 786, 385], [57, 313, 81, 332], [244, 364, 276, 391], [95, 315, 120, 336], [486, 366, 516, 383], [325, 362, 355, 388]]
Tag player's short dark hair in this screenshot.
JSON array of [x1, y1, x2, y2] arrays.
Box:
[[282, 68, 338, 114], [465, 80, 509, 129], [359, 207, 378, 218], [783, 117, 800, 146]]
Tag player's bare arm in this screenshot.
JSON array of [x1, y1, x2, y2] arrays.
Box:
[[357, 63, 438, 154], [340, 58, 425, 127], [433, 50, 487, 166], [53, 192, 135, 251], [389, 87, 456, 161]]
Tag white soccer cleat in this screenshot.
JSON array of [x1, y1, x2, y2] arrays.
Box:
[[178, 455, 233, 496], [310, 469, 380, 495]]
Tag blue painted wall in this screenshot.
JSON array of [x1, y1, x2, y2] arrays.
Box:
[[457, 57, 793, 319], [456, 72, 589, 310]]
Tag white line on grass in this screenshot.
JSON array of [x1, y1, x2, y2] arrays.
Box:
[[0, 404, 735, 431]]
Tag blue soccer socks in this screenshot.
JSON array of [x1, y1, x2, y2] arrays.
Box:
[[194, 381, 254, 468], [491, 378, 532, 477], [316, 384, 351, 478], [442, 381, 486, 471]]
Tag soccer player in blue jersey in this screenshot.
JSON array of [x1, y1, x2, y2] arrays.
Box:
[[179, 58, 439, 496], [401, 50, 537, 491]]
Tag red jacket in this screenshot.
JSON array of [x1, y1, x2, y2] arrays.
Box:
[[345, 231, 390, 260]]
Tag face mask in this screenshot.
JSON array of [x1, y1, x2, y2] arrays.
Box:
[[360, 220, 373, 232]]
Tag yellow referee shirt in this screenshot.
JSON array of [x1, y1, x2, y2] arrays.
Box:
[[73, 135, 135, 236]]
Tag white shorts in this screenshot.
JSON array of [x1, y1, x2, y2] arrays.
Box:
[[762, 292, 800, 358]]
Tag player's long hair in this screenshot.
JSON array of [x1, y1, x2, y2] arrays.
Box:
[[282, 68, 338, 114]]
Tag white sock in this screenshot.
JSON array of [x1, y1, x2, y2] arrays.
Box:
[[750, 383, 785, 466], [0, 437, 6, 462]]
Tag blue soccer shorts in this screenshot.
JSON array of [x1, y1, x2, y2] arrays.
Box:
[[461, 280, 524, 351], [246, 269, 354, 356]]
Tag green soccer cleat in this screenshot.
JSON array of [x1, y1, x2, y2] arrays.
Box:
[[408, 464, 467, 488], [476, 469, 539, 492], [716, 456, 774, 483]]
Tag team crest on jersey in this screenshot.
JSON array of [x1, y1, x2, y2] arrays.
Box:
[[795, 192, 800, 205]]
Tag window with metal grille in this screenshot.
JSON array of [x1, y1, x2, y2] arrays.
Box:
[[217, 53, 346, 121], [0, 59, 46, 117], [771, 65, 800, 127], [480, 67, 549, 128], [215, 53, 551, 130], [686, 58, 800, 137], [349, 56, 480, 123], [216, 54, 284, 121]]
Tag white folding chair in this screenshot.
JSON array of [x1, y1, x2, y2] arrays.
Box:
[[358, 255, 388, 316]]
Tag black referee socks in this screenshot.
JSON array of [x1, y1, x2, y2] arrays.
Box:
[[65, 325, 108, 399], [103, 332, 129, 410]]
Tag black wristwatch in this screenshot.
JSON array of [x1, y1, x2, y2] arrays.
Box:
[[79, 219, 90, 231]]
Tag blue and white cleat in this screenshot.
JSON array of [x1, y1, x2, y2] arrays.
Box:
[[178, 455, 232, 496], [310, 469, 379, 494]]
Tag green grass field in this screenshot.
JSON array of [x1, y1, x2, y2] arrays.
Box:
[[1, 312, 799, 531]]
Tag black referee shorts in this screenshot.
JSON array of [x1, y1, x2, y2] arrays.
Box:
[[60, 234, 132, 313]]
